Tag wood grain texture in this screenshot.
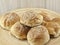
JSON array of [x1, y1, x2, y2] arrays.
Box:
[[46, 0, 60, 13], [0, 0, 45, 14], [0, 0, 60, 14]]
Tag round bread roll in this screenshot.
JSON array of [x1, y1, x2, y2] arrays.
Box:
[[0, 12, 20, 30], [27, 25, 50, 45], [44, 22, 60, 37], [39, 8, 60, 18], [52, 17, 60, 25], [20, 10, 43, 27], [40, 10, 52, 22], [10, 22, 30, 40]]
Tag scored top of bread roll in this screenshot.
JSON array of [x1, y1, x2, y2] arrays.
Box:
[[27, 25, 50, 45], [0, 12, 20, 30], [10, 21, 31, 40], [19, 10, 43, 27]]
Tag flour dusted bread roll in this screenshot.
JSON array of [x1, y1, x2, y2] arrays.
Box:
[[10, 22, 30, 40], [52, 17, 60, 25], [44, 22, 60, 37], [0, 12, 20, 30], [20, 10, 43, 27], [27, 25, 50, 45]]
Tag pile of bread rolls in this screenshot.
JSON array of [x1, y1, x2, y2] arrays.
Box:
[[0, 8, 60, 45]]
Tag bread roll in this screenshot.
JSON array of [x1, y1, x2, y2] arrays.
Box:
[[10, 22, 30, 40], [44, 22, 60, 37], [27, 25, 50, 45], [0, 12, 20, 30], [52, 18, 60, 25], [39, 10, 52, 22], [39, 8, 60, 18], [20, 10, 43, 27]]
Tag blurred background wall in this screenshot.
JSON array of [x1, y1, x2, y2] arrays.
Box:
[[0, 0, 60, 14]]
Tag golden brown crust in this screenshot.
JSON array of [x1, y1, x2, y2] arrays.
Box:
[[27, 25, 50, 45], [40, 11, 52, 22], [20, 10, 43, 27], [0, 12, 20, 30], [52, 17, 60, 25], [10, 22, 30, 40], [43, 22, 60, 37]]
